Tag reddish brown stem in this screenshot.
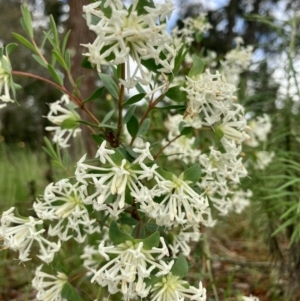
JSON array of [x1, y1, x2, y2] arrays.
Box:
[[12, 70, 102, 134], [117, 63, 126, 142], [153, 134, 182, 160]]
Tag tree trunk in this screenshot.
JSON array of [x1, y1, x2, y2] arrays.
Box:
[[67, 0, 97, 157]]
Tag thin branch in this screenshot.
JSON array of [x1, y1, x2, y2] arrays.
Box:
[[153, 134, 182, 160], [117, 63, 126, 141], [129, 92, 166, 146], [12, 71, 81, 106], [12, 70, 101, 134]]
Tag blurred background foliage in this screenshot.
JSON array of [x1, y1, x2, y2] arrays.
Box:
[[1, 0, 300, 299]]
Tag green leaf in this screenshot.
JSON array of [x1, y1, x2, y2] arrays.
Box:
[[62, 30, 71, 55], [141, 58, 163, 73], [173, 44, 188, 77], [32, 54, 47, 68], [123, 144, 138, 159], [98, 123, 117, 130], [165, 86, 187, 102], [214, 127, 224, 140], [12, 33, 37, 53], [43, 30, 57, 49], [91, 134, 104, 145], [84, 87, 104, 103], [78, 120, 99, 128], [47, 64, 63, 85], [21, 4, 33, 38], [188, 55, 205, 78], [137, 118, 150, 136], [5, 43, 18, 56], [180, 126, 193, 136], [123, 105, 137, 125], [136, 0, 155, 15], [109, 221, 134, 245], [99, 1, 113, 18], [65, 49, 71, 70], [49, 15, 60, 48], [123, 93, 146, 106], [179, 122, 193, 136], [0, 48, 3, 60], [61, 282, 82, 301], [1, 56, 11, 73], [156, 167, 174, 181], [102, 109, 115, 125], [138, 231, 160, 250], [171, 254, 189, 279], [52, 50, 68, 70], [99, 73, 119, 99], [110, 147, 126, 165], [119, 214, 138, 226], [183, 164, 201, 184], [61, 119, 79, 130], [43, 137, 57, 159], [127, 115, 139, 137], [81, 56, 93, 69]]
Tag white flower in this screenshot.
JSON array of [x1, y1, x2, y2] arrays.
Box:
[[150, 273, 206, 301], [172, 14, 211, 47], [34, 179, 99, 242], [0, 207, 61, 263], [182, 69, 237, 127], [82, 0, 176, 88], [45, 94, 81, 148], [246, 114, 272, 147], [91, 237, 171, 299], [0, 55, 14, 108], [253, 151, 275, 170], [169, 225, 201, 256], [32, 265, 68, 301], [221, 37, 253, 86], [138, 171, 211, 227], [198, 146, 249, 215], [75, 141, 157, 215]]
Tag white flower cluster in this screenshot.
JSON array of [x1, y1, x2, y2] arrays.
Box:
[[198, 146, 250, 215], [83, 0, 176, 88], [46, 94, 81, 148], [32, 265, 68, 301], [76, 140, 212, 227], [34, 179, 99, 243], [172, 14, 212, 47], [91, 238, 170, 299], [0, 55, 14, 108], [221, 37, 253, 86], [245, 113, 274, 170], [246, 114, 272, 147], [0, 207, 61, 263], [159, 69, 250, 215], [168, 225, 201, 256], [182, 69, 246, 131]]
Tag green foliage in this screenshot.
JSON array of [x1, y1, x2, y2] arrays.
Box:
[[171, 254, 189, 279], [20, 3, 33, 38], [188, 55, 205, 78], [123, 93, 146, 106], [182, 164, 201, 184], [109, 221, 134, 244], [99, 73, 119, 99], [61, 282, 82, 301]]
